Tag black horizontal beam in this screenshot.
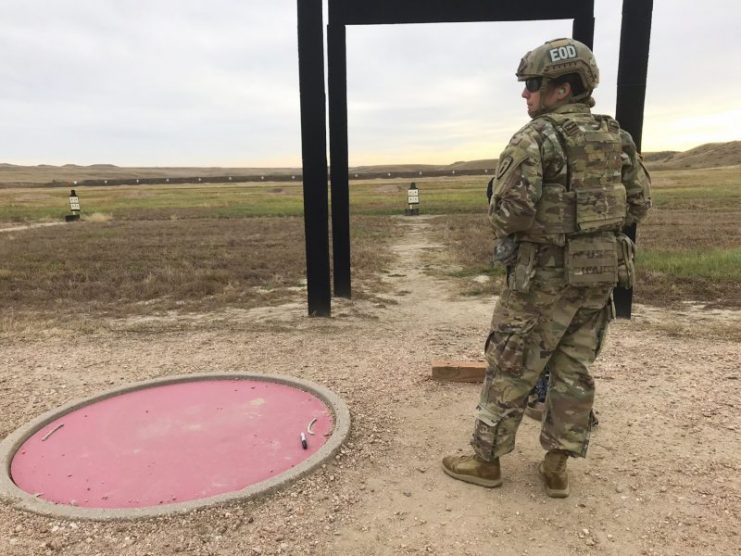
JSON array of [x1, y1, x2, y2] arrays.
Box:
[[331, 0, 592, 25]]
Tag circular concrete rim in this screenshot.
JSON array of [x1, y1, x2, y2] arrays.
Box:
[[0, 373, 350, 520]]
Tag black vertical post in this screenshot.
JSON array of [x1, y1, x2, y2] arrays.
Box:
[[572, 0, 595, 48], [616, 0, 653, 152], [327, 21, 352, 298], [613, 0, 653, 319], [297, 0, 331, 316]]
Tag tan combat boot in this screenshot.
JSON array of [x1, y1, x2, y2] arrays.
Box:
[[441, 454, 502, 488], [539, 450, 569, 498]]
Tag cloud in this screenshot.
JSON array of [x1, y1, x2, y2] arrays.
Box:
[[0, 0, 738, 165], [0, 0, 302, 165], [344, 19, 575, 164]]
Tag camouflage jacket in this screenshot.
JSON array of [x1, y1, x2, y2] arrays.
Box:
[[488, 103, 652, 240]]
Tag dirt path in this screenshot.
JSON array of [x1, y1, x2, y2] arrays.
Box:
[[1, 216, 739, 556], [0, 222, 65, 234]]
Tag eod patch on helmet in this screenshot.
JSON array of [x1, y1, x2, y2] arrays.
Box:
[[516, 38, 599, 100], [548, 44, 577, 62]]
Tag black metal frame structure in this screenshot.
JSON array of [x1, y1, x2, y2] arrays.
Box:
[[297, 0, 653, 317]]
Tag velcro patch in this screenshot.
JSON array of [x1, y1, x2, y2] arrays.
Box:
[[562, 120, 580, 136], [549, 44, 577, 62], [497, 156, 514, 179]]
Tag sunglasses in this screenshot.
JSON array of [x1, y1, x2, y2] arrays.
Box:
[[524, 77, 543, 93]]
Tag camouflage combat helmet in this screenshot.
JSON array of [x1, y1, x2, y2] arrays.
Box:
[[516, 38, 599, 102]]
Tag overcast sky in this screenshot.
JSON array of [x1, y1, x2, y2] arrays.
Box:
[[1, 0, 739, 167]]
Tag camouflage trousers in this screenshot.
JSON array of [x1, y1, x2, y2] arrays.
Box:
[[472, 268, 613, 460]]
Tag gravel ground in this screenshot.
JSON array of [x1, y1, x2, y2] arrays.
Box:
[[1, 216, 739, 556]]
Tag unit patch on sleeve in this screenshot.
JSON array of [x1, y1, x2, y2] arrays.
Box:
[[497, 156, 514, 179]]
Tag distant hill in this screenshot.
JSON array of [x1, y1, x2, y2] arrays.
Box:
[[346, 159, 498, 176], [0, 142, 738, 186], [0, 161, 500, 187], [642, 141, 741, 169], [641, 151, 681, 164]]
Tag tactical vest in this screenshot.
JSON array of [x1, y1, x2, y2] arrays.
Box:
[[519, 112, 627, 247]]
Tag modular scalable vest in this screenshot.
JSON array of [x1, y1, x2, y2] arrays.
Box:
[[520, 112, 627, 247]]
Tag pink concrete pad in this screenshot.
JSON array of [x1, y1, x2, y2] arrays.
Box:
[[11, 379, 333, 509]]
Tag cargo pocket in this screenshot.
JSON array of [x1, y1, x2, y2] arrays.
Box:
[[472, 412, 520, 458], [507, 242, 537, 293], [484, 321, 535, 375]]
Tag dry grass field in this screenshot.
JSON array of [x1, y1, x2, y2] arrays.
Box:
[[1, 162, 739, 321], [0, 215, 395, 326]]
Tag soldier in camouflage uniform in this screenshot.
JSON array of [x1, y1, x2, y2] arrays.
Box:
[[442, 38, 651, 497]]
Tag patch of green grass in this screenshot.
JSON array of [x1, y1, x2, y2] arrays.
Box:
[[635, 248, 741, 307], [650, 184, 741, 210], [0, 183, 307, 222], [649, 166, 741, 210], [639, 248, 741, 280], [349, 178, 488, 216], [0, 176, 494, 223]]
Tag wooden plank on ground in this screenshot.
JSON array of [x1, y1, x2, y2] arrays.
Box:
[[431, 360, 486, 383]]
